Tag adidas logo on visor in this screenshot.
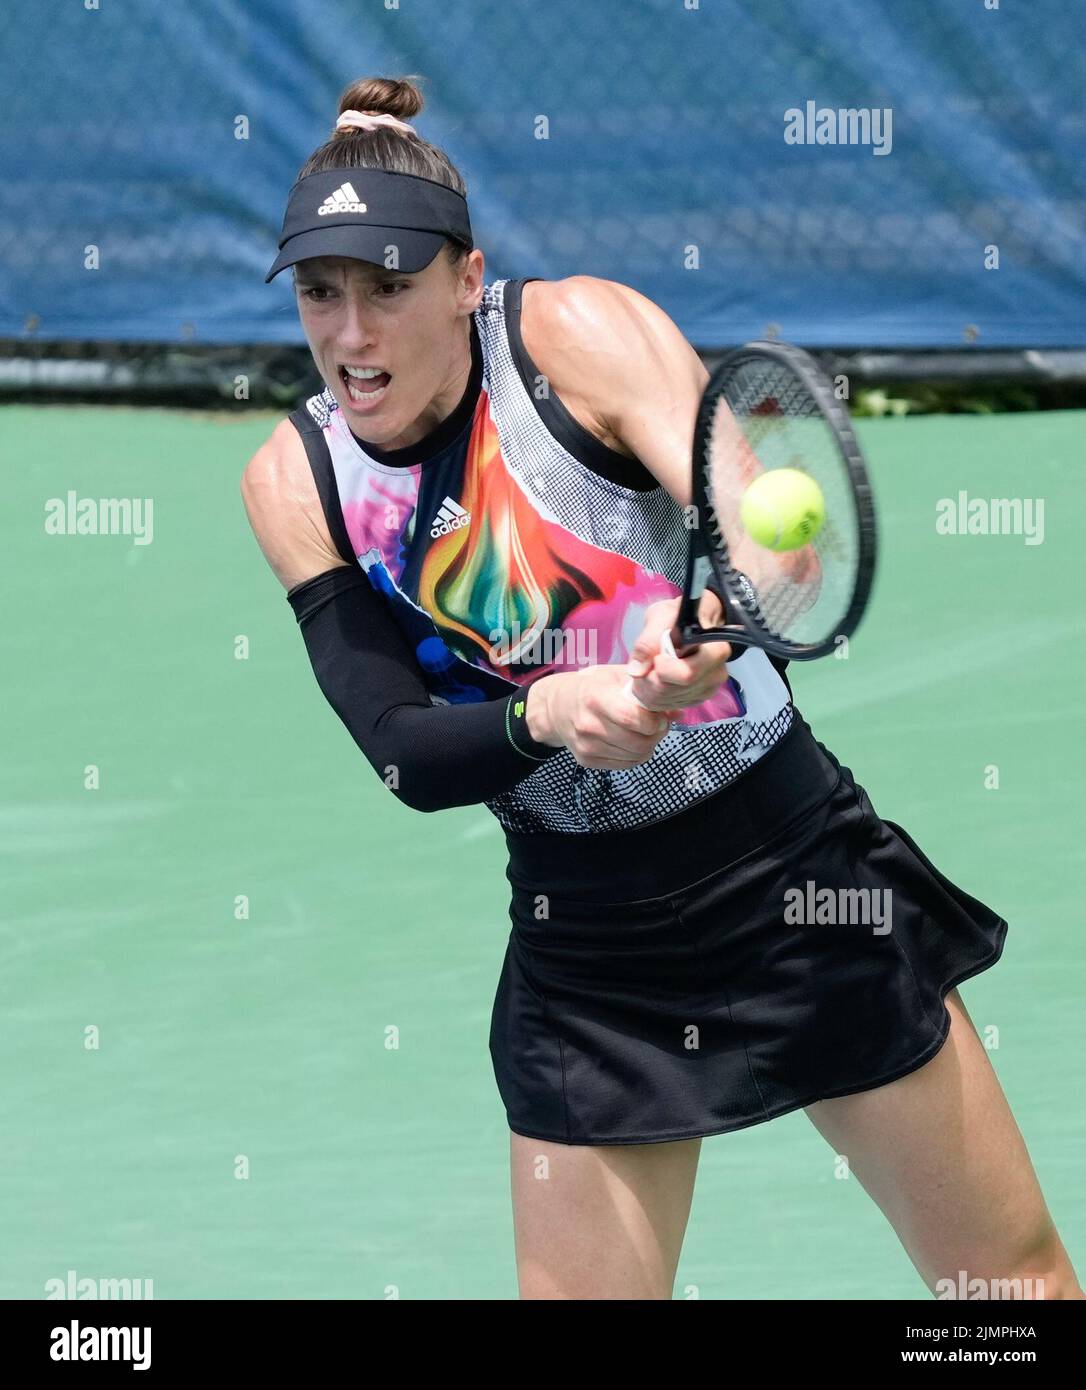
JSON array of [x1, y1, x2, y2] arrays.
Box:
[[318, 181, 368, 216], [430, 496, 471, 538]]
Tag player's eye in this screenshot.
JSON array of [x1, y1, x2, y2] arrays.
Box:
[[298, 284, 405, 300]]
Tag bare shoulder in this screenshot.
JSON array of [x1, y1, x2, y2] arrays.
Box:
[[240, 417, 349, 591], [520, 276, 706, 454], [520, 276, 652, 457], [521, 274, 686, 356], [521, 275, 644, 373]]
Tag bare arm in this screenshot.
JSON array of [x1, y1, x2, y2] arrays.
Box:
[[240, 418, 350, 591], [522, 275, 708, 506], [521, 277, 736, 712], [544, 279, 817, 616]]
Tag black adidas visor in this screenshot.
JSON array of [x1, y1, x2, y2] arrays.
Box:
[[264, 167, 473, 282]]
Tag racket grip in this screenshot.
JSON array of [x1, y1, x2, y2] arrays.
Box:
[[658, 625, 749, 664]]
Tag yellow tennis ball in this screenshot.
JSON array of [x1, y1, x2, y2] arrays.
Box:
[[739, 468, 826, 551]]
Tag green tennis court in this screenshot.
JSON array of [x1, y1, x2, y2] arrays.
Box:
[[3, 403, 1083, 1298]]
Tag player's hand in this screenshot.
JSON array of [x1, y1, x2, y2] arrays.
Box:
[[626, 592, 732, 712], [527, 666, 674, 770]]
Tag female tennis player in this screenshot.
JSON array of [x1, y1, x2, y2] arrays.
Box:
[[242, 76, 1081, 1301]]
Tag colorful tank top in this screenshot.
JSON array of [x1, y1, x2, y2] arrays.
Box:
[[289, 276, 794, 833]]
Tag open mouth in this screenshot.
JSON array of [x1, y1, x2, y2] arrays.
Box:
[[339, 364, 392, 408]]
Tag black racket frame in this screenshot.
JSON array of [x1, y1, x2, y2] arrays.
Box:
[[672, 339, 877, 662]]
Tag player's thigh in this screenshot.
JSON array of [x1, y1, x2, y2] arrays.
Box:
[[803, 989, 1064, 1290], [509, 1131, 702, 1300]]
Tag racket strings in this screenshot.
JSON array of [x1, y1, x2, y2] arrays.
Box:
[[702, 360, 859, 645]]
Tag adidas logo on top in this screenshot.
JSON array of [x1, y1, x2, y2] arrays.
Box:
[[430, 496, 471, 538], [318, 181, 368, 216]]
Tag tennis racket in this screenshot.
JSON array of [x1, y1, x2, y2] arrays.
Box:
[[626, 339, 877, 706]]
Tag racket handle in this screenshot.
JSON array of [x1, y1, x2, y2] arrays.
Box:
[[666, 631, 748, 661], [671, 630, 752, 662], [674, 616, 748, 662]]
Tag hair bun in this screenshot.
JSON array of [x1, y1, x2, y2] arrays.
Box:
[[336, 74, 425, 126]]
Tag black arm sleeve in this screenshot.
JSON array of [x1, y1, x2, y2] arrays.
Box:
[[286, 567, 562, 814]]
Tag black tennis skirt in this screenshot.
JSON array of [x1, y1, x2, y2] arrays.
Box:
[[489, 710, 1009, 1147]]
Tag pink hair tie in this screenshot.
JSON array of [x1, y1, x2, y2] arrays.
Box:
[[336, 109, 417, 137]]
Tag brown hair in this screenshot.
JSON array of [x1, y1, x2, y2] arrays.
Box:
[[297, 76, 470, 270]]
